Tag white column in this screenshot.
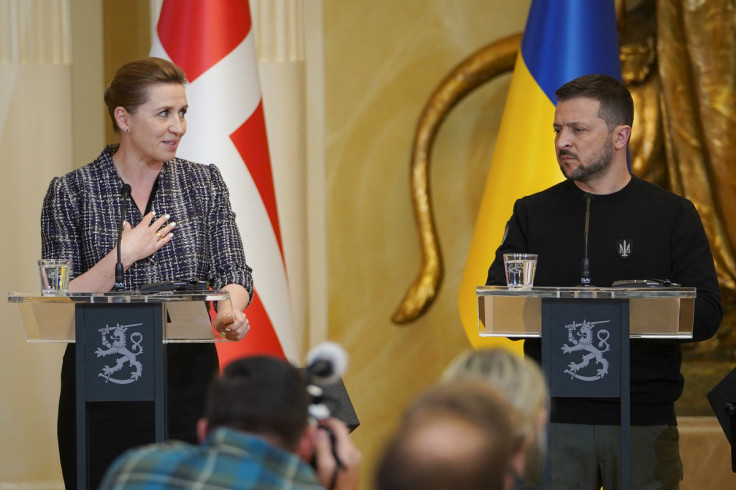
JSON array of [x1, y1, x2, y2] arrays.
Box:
[[252, 0, 327, 355]]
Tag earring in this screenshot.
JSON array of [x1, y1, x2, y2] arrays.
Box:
[[125, 128, 130, 133]]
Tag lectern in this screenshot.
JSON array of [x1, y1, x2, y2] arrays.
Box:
[[8, 290, 230, 490], [477, 286, 695, 488]]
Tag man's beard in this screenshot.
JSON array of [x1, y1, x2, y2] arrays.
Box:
[[560, 135, 614, 182]]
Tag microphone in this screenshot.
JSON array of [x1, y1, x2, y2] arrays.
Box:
[[114, 184, 131, 291], [305, 342, 349, 471], [306, 342, 348, 421], [306, 341, 348, 386], [581, 192, 592, 286]]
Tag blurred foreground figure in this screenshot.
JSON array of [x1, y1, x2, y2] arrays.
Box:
[[375, 379, 525, 490], [443, 347, 549, 486], [100, 355, 361, 490]]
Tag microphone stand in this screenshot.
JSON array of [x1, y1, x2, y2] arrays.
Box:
[[114, 184, 131, 291], [581, 193, 592, 286]]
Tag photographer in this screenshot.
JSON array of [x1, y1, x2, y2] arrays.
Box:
[[99, 356, 361, 490]]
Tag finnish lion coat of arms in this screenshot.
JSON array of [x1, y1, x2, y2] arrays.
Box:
[[95, 322, 144, 384], [561, 319, 611, 381]]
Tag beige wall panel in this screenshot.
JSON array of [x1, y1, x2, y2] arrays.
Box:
[[0, 65, 72, 487], [0, 1, 103, 486]]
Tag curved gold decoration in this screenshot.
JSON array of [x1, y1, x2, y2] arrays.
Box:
[[391, 33, 521, 324]]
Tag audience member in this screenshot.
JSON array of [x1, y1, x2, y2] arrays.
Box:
[[375, 379, 525, 490], [442, 347, 549, 481], [99, 355, 361, 490]]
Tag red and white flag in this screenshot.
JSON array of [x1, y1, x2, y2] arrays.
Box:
[[151, 0, 296, 365]]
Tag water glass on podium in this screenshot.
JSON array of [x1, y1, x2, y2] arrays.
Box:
[[38, 259, 71, 295], [503, 253, 537, 289]]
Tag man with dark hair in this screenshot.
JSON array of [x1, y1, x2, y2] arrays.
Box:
[[375, 380, 526, 490], [554, 73, 634, 129], [99, 356, 361, 489], [486, 73, 722, 489]]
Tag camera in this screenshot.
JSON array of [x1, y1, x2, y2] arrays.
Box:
[[305, 342, 349, 470]]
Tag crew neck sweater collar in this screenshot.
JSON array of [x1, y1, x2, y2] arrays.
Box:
[[567, 174, 640, 204]]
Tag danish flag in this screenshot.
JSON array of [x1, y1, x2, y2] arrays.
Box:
[[151, 0, 296, 364]]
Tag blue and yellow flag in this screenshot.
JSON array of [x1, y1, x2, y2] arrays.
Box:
[[459, 0, 622, 348]]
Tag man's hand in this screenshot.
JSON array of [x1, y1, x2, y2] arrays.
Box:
[[313, 418, 361, 490]]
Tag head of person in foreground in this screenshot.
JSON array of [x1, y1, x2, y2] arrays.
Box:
[[442, 347, 550, 473], [375, 379, 525, 490]]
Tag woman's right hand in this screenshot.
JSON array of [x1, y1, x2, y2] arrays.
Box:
[[120, 211, 175, 266], [67, 212, 177, 293]]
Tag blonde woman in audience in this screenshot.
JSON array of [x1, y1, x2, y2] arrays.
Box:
[[442, 347, 550, 487]]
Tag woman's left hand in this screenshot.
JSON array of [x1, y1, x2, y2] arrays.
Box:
[[214, 309, 250, 341]]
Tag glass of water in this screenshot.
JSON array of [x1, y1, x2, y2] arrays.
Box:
[[503, 253, 537, 289], [38, 259, 72, 295]]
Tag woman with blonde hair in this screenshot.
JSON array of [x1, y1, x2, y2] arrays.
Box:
[[442, 347, 549, 486]]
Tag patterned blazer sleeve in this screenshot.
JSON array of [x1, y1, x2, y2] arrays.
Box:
[[206, 164, 254, 301], [41, 177, 82, 279]]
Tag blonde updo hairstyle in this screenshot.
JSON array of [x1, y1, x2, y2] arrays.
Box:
[[103, 57, 187, 133]]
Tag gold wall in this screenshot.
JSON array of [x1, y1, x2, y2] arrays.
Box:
[[322, 1, 530, 486], [102, 0, 152, 144]]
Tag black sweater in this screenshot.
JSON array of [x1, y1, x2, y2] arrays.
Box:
[[487, 175, 722, 425]]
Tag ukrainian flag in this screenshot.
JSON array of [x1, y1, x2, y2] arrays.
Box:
[[458, 0, 622, 348]]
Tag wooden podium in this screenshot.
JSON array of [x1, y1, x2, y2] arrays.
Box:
[[8, 290, 230, 490], [476, 286, 695, 488]]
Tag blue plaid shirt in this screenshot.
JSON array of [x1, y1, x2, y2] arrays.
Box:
[[99, 428, 324, 489], [41, 145, 253, 295]]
